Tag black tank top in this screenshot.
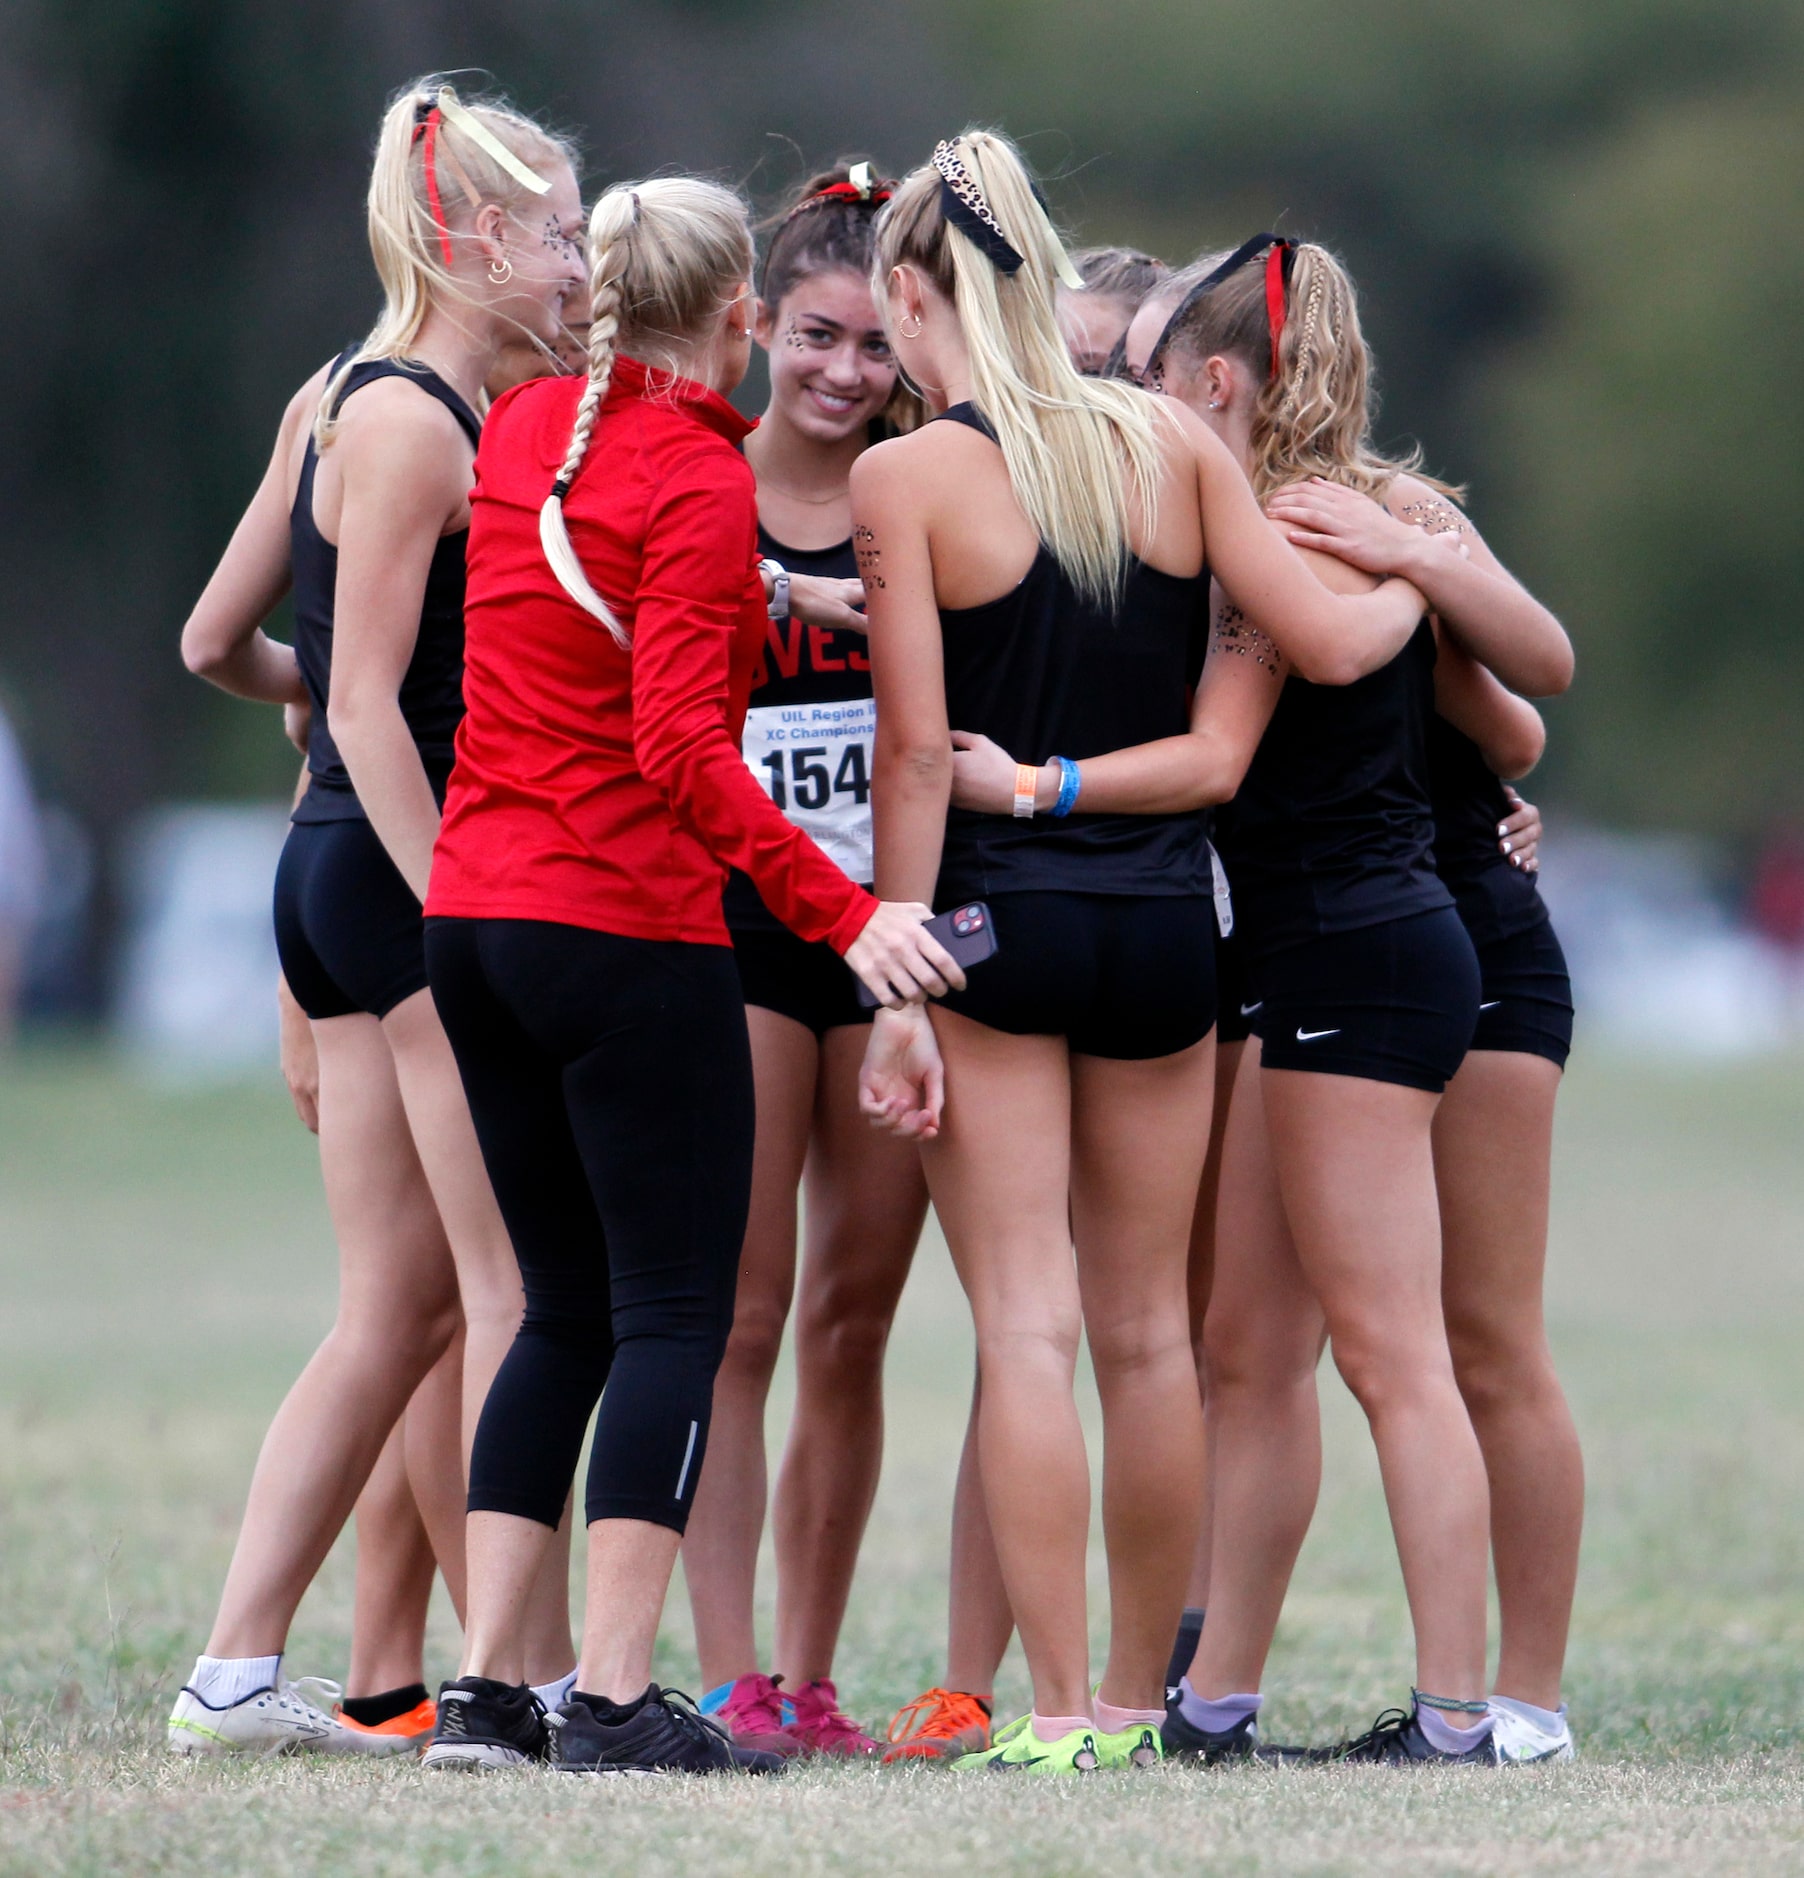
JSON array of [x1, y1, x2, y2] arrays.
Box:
[[1425, 714, 1547, 950], [289, 353, 481, 824], [724, 526, 874, 932], [1220, 616, 1451, 955], [932, 404, 1211, 906]]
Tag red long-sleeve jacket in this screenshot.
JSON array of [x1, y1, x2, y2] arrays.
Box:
[[427, 357, 875, 953]]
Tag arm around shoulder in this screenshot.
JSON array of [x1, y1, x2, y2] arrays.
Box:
[[1175, 404, 1426, 686]]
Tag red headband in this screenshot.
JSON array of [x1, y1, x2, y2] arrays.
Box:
[[413, 108, 456, 271], [1265, 242, 1289, 379]]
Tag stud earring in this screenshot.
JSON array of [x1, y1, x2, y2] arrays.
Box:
[[1208, 398, 1222, 409], [898, 311, 924, 339], [488, 255, 514, 285]]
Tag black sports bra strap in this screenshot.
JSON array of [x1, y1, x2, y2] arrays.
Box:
[[331, 353, 483, 451], [933, 401, 998, 443]]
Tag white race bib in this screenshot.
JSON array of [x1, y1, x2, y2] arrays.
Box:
[[741, 697, 876, 883]]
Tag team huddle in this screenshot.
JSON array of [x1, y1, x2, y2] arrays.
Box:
[[169, 75, 1581, 1778]]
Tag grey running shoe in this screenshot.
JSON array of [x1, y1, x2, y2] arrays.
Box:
[[552, 1686, 786, 1776], [1161, 1697, 1308, 1766], [422, 1677, 549, 1771], [1323, 1705, 1500, 1766]]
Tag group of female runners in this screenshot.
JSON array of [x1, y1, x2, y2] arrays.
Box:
[[169, 75, 1580, 1778]]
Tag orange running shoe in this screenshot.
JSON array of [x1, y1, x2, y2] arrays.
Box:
[[882, 1687, 993, 1764], [336, 1695, 438, 1750]]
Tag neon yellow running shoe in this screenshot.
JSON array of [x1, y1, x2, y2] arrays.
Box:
[[1093, 1720, 1163, 1769], [954, 1718, 1099, 1775]]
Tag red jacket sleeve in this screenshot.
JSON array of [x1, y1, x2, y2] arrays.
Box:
[[631, 443, 875, 953]]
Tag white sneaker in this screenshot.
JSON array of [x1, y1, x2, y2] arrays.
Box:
[[1488, 1697, 1575, 1764], [167, 1676, 416, 1758]]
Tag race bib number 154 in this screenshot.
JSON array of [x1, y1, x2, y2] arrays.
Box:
[[740, 697, 877, 884]]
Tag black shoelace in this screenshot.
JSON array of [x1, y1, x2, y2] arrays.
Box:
[[1331, 1707, 1413, 1761], [655, 1687, 735, 1755]]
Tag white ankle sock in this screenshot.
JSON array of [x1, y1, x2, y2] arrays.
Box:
[[1416, 1702, 1494, 1755], [532, 1668, 578, 1713], [1177, 1678, 1261, 1735], [188, 1654, 281, 1709], [1031, 1711, 1093, 1742], [1490, 1694, 1566, 1731]]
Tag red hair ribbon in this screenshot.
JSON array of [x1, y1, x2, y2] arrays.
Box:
[[1265, 241, 1290, 379], [799, 177, 893, 210], [414, 107, 456, 271]]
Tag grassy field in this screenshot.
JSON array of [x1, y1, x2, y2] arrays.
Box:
[[2, 1041, 1802, 1875]]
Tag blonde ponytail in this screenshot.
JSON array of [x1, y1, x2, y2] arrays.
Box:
[[538, 177, 754, 643], [316, 76, 575, 449], [876, 130, 1167, 609]]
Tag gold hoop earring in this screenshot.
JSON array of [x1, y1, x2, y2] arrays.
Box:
[[898, 311, 923, 339], [488, 255, 514, 285]]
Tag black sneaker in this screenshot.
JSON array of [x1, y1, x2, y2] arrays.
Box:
[[551, 1686, 786, 1776], [421, 1677, 550, 1771], [1161, 1697, 1307, 1767], [1322, 1705, 1500, 1766]]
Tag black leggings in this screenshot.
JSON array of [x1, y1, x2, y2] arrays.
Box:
[[424, 916, 754, 1533]]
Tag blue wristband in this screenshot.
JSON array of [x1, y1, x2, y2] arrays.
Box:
[[1050, 755, 1081, 818]]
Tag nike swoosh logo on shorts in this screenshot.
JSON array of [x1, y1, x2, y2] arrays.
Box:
[[1479, 1000, 1501, 1010], [1296, 1027, 1340, 1042], [1239, 1001, 1263, 1016]]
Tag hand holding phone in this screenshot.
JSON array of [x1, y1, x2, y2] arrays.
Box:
[[856, 901, 999, 1008]]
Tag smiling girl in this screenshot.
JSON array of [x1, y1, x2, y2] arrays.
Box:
[[681, 163, 933, 1760]]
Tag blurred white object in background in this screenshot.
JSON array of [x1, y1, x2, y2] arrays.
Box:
[[116, 804, 287, 1078], [1538, 825, 1793, 1058], [0, 698, 47, 1044]]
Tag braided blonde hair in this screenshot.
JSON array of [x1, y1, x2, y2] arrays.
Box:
[[1162, 241, 1459, 505], [875, 130, 1168, 609], [539, 177, 754, 646], [316, 76, 575, 448]]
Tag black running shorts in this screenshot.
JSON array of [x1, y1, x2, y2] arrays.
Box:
[[1468, 914, 1573, 1069], [934, 891, 1217, 1061], [1216, 919, 1257, 1046], [1252, 905, 1480, 1094], [273, 817, 428, 1021], [730, 922, 871, 1038]]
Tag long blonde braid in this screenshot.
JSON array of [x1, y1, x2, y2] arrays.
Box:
[[535, 176, 754, 648], [539, 191, 635, 647]]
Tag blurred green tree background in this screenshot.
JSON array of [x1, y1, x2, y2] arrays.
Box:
[[2, 0, 1798, 863]]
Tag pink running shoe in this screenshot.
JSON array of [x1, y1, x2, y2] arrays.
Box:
[[781, 1679, 880, 1757], [714, 1673, 800, 1758]]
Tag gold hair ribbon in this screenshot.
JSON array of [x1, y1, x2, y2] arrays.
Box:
[[1033, 199, 1085, 291], [436, 86, 552, 196]]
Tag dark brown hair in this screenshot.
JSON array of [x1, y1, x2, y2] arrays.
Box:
[[759, 161, 893, 310]]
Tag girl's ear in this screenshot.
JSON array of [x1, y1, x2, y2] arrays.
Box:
[[728, 279, 754, 341], [473, 201, 510, 268], [1206, 354, 1236, 410], [887, 263, 923, 325], [752, 296, 777, 351]]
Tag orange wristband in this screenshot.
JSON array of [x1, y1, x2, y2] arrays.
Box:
[[1012, 763, 1038, 819]]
